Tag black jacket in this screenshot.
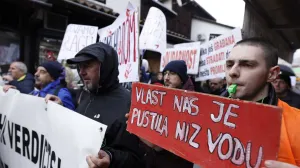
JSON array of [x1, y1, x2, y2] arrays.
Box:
[[74, 43, 143, 168], [280, 90, 300, 109], [9, 73, 35, 94]]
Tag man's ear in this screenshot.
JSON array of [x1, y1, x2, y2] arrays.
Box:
[[267, 65, 280, 83]]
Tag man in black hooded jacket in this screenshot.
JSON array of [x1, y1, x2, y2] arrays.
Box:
[[46, 42, 143, 168]]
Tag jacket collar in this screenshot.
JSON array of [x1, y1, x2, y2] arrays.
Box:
[[221, 83, 278, 106]]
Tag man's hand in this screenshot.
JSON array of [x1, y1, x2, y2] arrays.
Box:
[[45, 94, 63, 105], [265, 160, 299, 168], [86, 150, 110, 168], [3, 85, 16, 92], [125, 113, 163, 152], [2, 75, 13, 82]]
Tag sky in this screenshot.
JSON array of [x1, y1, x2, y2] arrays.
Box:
[[195, 0, 245, 28]]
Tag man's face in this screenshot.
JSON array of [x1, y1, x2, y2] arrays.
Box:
[[78, 60, 100, 90], [157, 72, 163, 81], [225, 45, 276, 101], [35, 67, 54, 88], [272, 79, 289, 95], [163, 71, 182, 89], [209, 78, 224, 92], [9, 63, 24, 80]]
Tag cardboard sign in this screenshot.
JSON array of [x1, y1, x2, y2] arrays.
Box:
[[174, 41, 201, 49], [57, 24, 98, 60], [139, 7, 167, 56], [195, 28, 242, 81], [160, 46, 201, 74], [0, 87, 107, 168], [98, 2, 139, 83], [127, 83, 282, 168]]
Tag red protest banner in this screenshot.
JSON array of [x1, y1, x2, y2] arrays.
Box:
[[127, 83, 282, 168]]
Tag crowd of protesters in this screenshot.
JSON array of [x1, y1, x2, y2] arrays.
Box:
[[1, 38, 300, 168]]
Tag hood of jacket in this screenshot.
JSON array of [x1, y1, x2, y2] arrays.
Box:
[[75, 42, 119, 93]]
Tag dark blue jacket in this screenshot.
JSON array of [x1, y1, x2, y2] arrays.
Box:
[[30, 79, 75, 110], [9, 73, 35, 94]]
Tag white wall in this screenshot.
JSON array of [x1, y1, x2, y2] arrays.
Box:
[[191, 18, 232, 44], [105, 0, 141, 17]]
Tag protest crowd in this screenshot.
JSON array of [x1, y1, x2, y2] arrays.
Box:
[[0, 1, 300, 168]]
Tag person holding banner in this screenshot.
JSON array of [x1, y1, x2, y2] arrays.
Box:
[[47, 43, 144, 168], [31, 61, 75, 110], [222, 38, 300, 167]]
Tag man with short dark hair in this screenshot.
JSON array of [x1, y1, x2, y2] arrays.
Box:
[[272, 74, 300, 109], [223, 37, 300, 167], [2, 61, 34, 94]]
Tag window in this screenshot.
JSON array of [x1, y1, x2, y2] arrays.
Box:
[[39, 37, 62, 64], [0, 30, 20, 66]]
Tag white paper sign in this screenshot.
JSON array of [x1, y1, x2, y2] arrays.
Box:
[[174, 42, 201, 49], [58, 24, 98, 60], [98, 2, 139, 83], [195, 28, 242, 81], [160, 46, 201, 74], [0, 88, 107, 168], [139, 7, 167, 56]]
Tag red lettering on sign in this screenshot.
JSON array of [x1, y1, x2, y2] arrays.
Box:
[[214, 35, 235, 51], [162, 49, 197, 70], [210, 64, 226, 75]]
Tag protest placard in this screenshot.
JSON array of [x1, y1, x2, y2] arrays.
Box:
[[174, 41, 201, 49], [127, 83, 282, 168], [0, 87, 107, 168], [160, 46, 201, 74], [57, 24, 98, 60], [139, 7, 167, 56], [98, 2, 139, 83], [195, 28, 242, 81]]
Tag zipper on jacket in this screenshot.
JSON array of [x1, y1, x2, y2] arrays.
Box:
[[84, 96, 94, 116]]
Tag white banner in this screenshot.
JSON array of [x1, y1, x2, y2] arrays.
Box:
[[195, 28, 242, 81], [174, 41, 200, 49], [160, 46, 201, 75], [57, 24, 98, 60], [139, 7, 167, 56], [98, 2, 139, 83], [0, 88, 107, 168]]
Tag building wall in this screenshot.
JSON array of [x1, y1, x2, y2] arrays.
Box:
[[243, 3, 293, 62], [190, 18, 232, 44], [106, 0, 141, 16], [161, 0, 172, 10]]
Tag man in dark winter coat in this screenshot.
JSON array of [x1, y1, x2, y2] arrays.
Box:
[[32, 61, 75, 110], [272, 74, 300, 109], [46, 42, 143, 168], [2, 61, 34, 94]]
